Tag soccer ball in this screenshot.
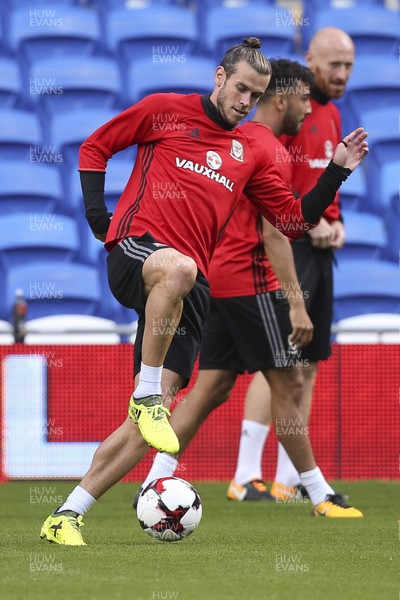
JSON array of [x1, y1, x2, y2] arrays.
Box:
[[136, 477, 202, 542]]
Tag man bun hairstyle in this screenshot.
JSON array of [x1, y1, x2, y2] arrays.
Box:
[[220, 37, 271, 79]]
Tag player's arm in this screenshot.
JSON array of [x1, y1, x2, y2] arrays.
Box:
[[245, 127, 369, 238], [262, 219, 313, 348], [78, 94, 172, 239]]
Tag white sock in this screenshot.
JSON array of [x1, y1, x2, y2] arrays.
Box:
[[56, 485, 96, 516], [234, 420, 270, 485], [274, 442, 300, 488], [134, 363, 163, 399], [141, 452, 178, 489], [299, 467, 335, 506]]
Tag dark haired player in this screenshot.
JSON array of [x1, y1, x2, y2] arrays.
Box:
[[135, 59, 364, 519], [40, 40, 367, 545], [231, 28, 358, 503]]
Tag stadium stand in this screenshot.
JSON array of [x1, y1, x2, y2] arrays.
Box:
[[333, 259, 400, 322], [336, 210, 387, 261], [337, 164, 367, 212], [302, 4, 400, 55], [105, 5, 198, 66], [7, 4, 101, 65], [5, 261, 103, 319], [384, 195, 400, 264], [0, 0, 397, 333], [127, 55, 215, 103], [0, 212, 80, 271], [0, 57, 22, 108], [334, 313, 400, 344], [0, 161, 63, 215], [0, 109, 42, 160], [27, 56, 123, 117], [341, 56, 400, 131], [203, 4, 296, 60], [23, 314, 122, 344]]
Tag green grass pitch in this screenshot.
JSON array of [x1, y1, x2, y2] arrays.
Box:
[[1, 481, 398, 600]]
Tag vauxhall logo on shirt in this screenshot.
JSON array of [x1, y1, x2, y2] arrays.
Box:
[[175, 150, 235, 192]]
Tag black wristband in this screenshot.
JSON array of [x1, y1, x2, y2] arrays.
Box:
[[301, 160, 352, 224], [86, 210, 113, 234]]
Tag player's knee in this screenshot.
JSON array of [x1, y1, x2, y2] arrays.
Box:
[[171, 256, 197, 294]]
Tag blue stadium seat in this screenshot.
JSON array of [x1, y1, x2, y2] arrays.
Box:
[[336, 210, 387, 261], [338, 164, 366, 211], [362, 109, 400, 213], [0, 160, 63, 215], [342, 57, 400, 128], [127, 56, 215, 103], [302, 6, 400, 55], [6, 261, 103, 319], [0, 212, 80, 270], [204, 5, 296, 60], [8, 5, 101, 65], [28, 56, 122, 117], [333, 259, 400, 321], [367, 159, 400, 215], [0, 57, 22, 108], [0, 109, 42, 160], [6, 0, 77, 6], [384, 196, 400, 263], [48, 108, 118, 171], [106, 6, 197, 65]]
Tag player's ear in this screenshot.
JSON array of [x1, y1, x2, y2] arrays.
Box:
[[275, 92, 286, 111], [214, 66, 226, 88]]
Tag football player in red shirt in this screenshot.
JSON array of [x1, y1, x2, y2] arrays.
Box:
[[134, 59, 363, 518], [231, 28, 356, 503], [40, 40, 367, 545]]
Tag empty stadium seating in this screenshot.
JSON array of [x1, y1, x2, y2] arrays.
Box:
[[302, 5, 400, 55], [28, 56, 123, 117], [5, 261, 103, 319], [0, 161, 63, 215], [334, 259, 400, 322], [127, 56, 215, 103], [106, 5, 197, 66], [203, 4, 296, 60], [0, 212, 80, 270], [0, 109, 42, 160], [0, 57, 23, 108], [0, 0, 398, 331], [8, 5, 101, 65], [336, 210, 387, 261]]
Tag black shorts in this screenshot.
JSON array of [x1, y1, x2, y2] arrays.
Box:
[[291, 237, 333, 362], [107, 234, 210, 387], [199, 292, 305, 374]]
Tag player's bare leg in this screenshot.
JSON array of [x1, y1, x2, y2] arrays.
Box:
[[135, 370, 237, 496], [301, 361, 318, 423], [170, 370, 238, 454], [40, 370, 184, 545], [264, 367, 314, 474], [140, 249, 198, 367], [129, 248, 198, 454]]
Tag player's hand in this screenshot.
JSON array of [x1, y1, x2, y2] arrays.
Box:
[[308, 217, 335, 248], [288, 302, 314, 349], [93, 231, 107, 242], [332, 127, 369, 171], [330, 220, 346, 249]]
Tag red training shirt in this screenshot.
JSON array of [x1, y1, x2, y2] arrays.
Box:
[[280, 96, 342, 224], [79, 93, 308, 277], [208, 122, 293, 297]]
